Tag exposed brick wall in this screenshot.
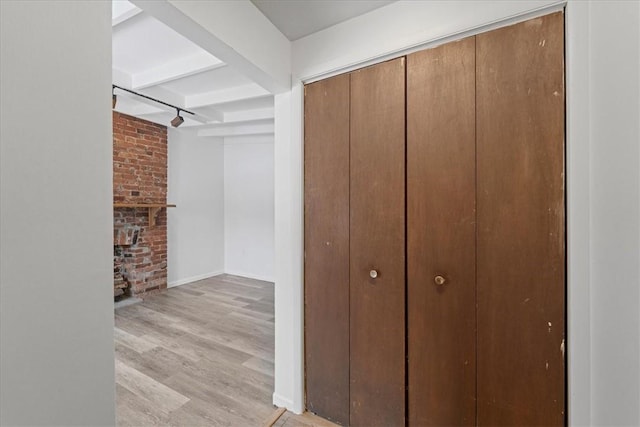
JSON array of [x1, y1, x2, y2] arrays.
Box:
[[113, 112, 168, 298]]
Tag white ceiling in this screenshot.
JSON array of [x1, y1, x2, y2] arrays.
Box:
[[112, 1, 273, 138], [251, 0, 395, 41], [112, 14, 203, 74], [112, 0, 395, 137]]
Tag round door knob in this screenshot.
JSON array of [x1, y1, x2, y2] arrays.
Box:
[[369, 270, 378, 279], [434, 275, 446, 286]]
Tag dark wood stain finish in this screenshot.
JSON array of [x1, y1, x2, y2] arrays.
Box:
[[407, 37, 477, 426], [476, 12, 565, 425], [349, 58, 406, 426], [304, 74, 351, 426]]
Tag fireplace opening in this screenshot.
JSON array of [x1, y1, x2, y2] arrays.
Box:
[[113, 225, 140, 301]]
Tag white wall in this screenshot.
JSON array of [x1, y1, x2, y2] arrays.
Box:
[[0, 1, 115, 425], [588, 1, 640, 424], [167, 130, 225, 286], [224, 136, 275, 282], [292, 0, 562, 80], [565, 2, 592, 423], [273, 87, 305, 411]]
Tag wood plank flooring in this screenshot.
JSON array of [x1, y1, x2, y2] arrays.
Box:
[[115, 274, 336, 427], [273, 411, 338, 427]]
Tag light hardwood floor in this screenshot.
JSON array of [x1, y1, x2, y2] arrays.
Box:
[[273, 411, 338, 427], [115, 274, 336, 427]]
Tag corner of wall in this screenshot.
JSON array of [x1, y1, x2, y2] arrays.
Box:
[[565, 1, 593, 424]]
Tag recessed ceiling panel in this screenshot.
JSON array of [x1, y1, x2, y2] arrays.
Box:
[[213, 96, 275, 113], [113, 14, 210, 74]]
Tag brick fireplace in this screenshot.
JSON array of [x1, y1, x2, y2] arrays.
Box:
[[113, 111, 169, 299]]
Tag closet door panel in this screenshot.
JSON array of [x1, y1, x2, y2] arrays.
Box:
[[304, 74, 350, 425], [350, 58, 406, 426], [476, 12, 565, 426], [407, 37, 477, 426]]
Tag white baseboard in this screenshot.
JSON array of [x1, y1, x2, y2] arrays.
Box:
[[168, 270, 224, 288], [272, 393, 299, 413], [224, 269, 275, 283]]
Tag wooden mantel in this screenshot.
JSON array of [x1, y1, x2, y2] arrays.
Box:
[[113, 203, 176, 226]]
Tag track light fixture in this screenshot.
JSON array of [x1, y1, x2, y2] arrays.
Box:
[[112, 84, 194, 128], [171, 109, 185, 128]]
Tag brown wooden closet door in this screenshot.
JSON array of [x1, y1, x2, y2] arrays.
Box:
[[304, 74, 351, 425], [476, 12, 565, 425], [407, 37, 477, 426], [350, 58, 405, 426]]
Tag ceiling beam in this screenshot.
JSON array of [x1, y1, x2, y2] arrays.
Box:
[[132, 52, 226, 90], [197, 123, 274, 137], [197, 118, 273, 132], [135, 111, 203, 127], [113, 89, 166, 113], [223, 134, 275, 145], [114, 102, 163, 116], [185, 83, 270, 109], [114, 81, 222, 125], [112, 3, 142, 27], [131, 0, 291, 94], [136, 86, 185, 110], [176, 113, 208, 125], [224, 107, 274, 123], [192, 108, 224, 124], [112, 68, 132, 88], [112, 86, 215, 124], [190, 105, 224, 123], [124, 101, 221, 126]]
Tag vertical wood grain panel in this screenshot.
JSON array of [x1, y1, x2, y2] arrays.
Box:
[[407, 37, 477, 426], [350, 58, 405, 426], [304, 74, 351, 425], [476, 12, 565, 425]]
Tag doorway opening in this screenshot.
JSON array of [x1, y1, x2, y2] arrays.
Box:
[[111, 1, 276, 424]]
